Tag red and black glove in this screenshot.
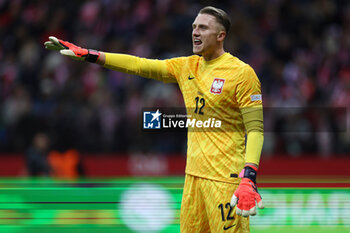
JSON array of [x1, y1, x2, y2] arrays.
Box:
[[44, 36, 100, 63], [230, 165, 264, 217]]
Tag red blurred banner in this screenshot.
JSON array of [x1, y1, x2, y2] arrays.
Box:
[[1, 154, 350, 179]]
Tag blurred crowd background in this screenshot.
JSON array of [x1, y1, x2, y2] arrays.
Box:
[[0, 0, 349, 160]]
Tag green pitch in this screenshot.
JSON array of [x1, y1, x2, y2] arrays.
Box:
[[0, 177, 349, 233]]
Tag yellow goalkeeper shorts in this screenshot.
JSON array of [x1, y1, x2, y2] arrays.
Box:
[[180, 174, 250, 233]]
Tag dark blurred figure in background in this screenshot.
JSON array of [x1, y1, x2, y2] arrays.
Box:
[[26, 132, 50, 176]]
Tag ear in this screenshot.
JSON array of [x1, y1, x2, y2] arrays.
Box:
[[217, 31, 226, 42]]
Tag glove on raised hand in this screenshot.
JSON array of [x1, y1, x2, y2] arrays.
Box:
[[44, 36, 100, 63]]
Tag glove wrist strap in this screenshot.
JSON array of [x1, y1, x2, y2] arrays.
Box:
[[243, 165, 257, 184], [85, 49, 100, 63]]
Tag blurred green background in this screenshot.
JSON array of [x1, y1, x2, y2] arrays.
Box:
[[0, 177, 349, 233]]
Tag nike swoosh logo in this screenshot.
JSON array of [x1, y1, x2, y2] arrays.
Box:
[[188, 76, 195, 80], [223, 224, 236, 230]]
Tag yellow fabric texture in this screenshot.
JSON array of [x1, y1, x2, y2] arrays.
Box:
[[180, 174, 249, 233], [241, 106, 264, 166], [104, 53, 176, 83], [104, 52, 264, 183]]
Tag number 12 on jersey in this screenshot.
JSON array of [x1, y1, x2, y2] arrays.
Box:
[[194, 97, 205, 115]]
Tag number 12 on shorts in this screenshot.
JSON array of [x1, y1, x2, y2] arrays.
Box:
[[218, 202, 235, 221]]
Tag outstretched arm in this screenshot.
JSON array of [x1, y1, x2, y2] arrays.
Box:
[[103, 53, 175, 83], [44, 36, 176, 83]]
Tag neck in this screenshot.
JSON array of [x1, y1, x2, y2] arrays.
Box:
[[202, 48, 225, 61]]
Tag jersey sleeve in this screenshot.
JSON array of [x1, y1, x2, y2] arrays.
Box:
[[235, 65, 262, 108], [165, 57, 188, 81], [104, 53, 177, 83], [242, 108, 264, 166], [236, 65, 264, 166]]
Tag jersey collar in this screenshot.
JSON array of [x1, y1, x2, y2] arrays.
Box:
[[202, 52, 230, 66]]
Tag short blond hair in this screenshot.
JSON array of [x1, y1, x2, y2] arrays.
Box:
[[199, 6, 231, 33]]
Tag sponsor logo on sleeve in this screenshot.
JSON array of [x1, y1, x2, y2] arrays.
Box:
[[250, 94, 262, 101]]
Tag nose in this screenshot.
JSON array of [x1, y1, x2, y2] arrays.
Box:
[[192, 27, 200, 37]]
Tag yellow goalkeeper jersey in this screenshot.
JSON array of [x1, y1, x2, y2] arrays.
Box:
[[104, 52, 262, 184], [165, 53, 262, 183]]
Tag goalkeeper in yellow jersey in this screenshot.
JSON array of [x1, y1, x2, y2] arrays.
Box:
[[45, 6, 264, 233]]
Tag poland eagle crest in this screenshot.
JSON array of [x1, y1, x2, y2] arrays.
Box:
[[210, 78, 225, 94]]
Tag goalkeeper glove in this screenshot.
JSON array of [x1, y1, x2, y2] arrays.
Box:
[[44, 36, 100, 63], [230, 165, 264, 217]]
